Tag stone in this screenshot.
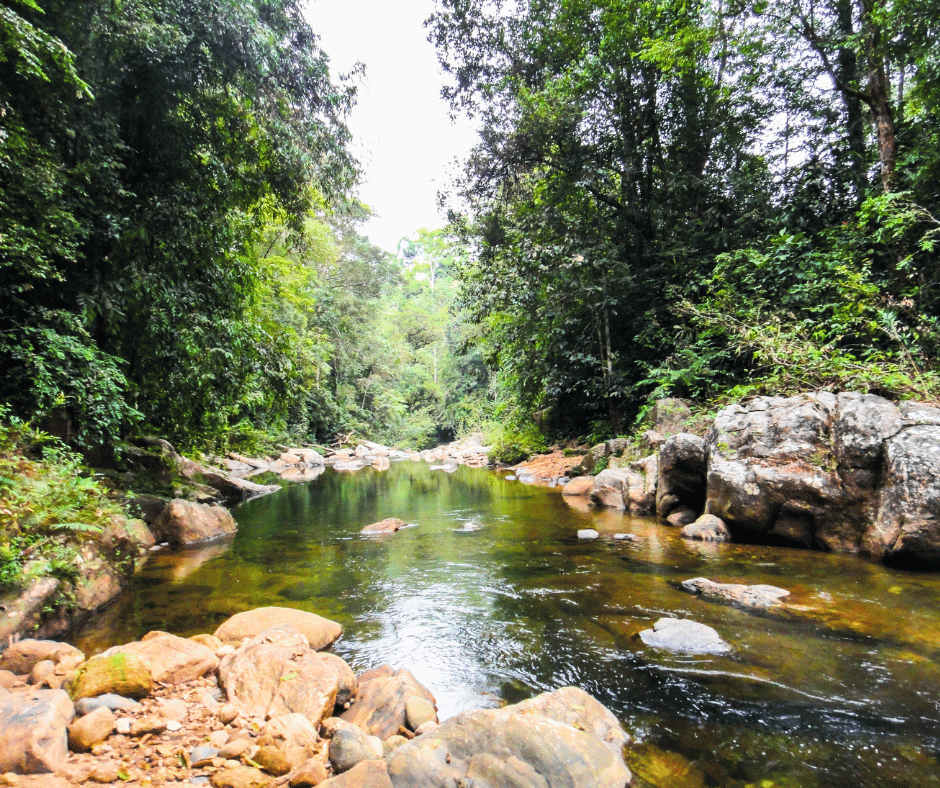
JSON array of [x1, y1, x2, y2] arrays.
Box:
[[214, 607, 342, 651], [404, 696, 436, 731], [651, 397, 696, 438], [0, 641, 84, 675], [318, 760, 392, 788], [150, 499, 238, 547], [28, 661, 55, 686], [638, 617, 731, 655], [666, 507, 697, 527], [328, 726, 376, 774], [67, 706, 115, 752], [560, 476, 593, 496], [102, 631, 217, 685], [260, 713, 320, 759], [190, 633, 223, 651], [288, 758, 329, 787], [681, 514, 731, 542], [385, 687, 630, 788], [0, 578, 60, 643], [360, 518, 407, 534], [218, 738, 252, 760], [75, 693, 142, 717], [255, 745, 291, 776], [88, 764, 121, 783], [623, 466, 656, 514], [340, 666, 437, 740], [209, 766, 274, 788], [130, 716, 167, 736], [64, 653, 153, 701], [161, 698, 189, 720], [218, 626, 342, 726], [657, 433, 706, 519], [680, 577, 790, 609], [577, 529, 599, 540], [218, 703, 239, 724], [589, 468, 632, 509], [0, 689, 74, 773]]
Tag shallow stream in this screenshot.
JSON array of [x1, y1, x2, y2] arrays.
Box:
[[76, 461, 940, 787]]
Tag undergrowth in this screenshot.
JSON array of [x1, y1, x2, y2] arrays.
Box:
[[0, 405, 122, 590]]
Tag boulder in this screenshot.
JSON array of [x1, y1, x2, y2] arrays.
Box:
[[681, 514, 731, 542], [666, 507, 697, 527], [361, 518, 407, 535], [638, 617, 731, 655], [680, 577, 790, 609], [259, 713, 320, 767], [150, 499, 237, 547], [319, 759, 393, 788], [0, 577, 61, 642], [589, 468, 631, 509], [385, 687, 630, 788], [560, 476, 593, 496], [868, 420, 940, 565], [102, 515, 156, 555], [340, 666, 437, 740], [702, 392, 939, 556], [65, 652, 154, 701], [0, 689, 75, 773], [657, 433, 706, 519], [101, 630, 217, 685], [0, 640, 84, 675], [651, 397, 696, 438], [218, 626, 344, 726], [214, 606, 343, 651], [624, 461, 656, 514]]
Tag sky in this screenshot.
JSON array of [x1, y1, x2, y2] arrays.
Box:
[[302, 0, 480, 254]]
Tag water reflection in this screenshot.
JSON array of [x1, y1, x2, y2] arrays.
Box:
[[75, 462, 940, 787]]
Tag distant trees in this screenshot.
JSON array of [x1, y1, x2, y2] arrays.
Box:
[[429, 0, 940, 439]]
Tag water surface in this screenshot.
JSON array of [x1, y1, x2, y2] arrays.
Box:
[[77, 461, 940, 787]]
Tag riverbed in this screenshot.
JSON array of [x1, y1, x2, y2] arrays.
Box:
[[75, 461, 940, 787]]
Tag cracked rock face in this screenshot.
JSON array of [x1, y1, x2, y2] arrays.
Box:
[[704, 392, 940, 565]]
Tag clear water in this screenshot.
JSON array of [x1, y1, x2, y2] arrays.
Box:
[[76, 462, 940, 787]]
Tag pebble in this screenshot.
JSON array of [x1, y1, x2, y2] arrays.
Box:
[[115, 718, 131, 734], [166, 720, 183, 731], [161, 698, 189, 721], [208, 730, 229, 748], [218, 704, 238, 725], [76, 694, 142, 716]]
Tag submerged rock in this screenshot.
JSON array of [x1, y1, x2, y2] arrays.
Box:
[[638, 617, 731, 655], [680, 577, 790, 609], [361, 517, 408, 535]]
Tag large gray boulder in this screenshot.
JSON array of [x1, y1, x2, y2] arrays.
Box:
[[704, 392, 940, 563], [385, 686, 631, 788]]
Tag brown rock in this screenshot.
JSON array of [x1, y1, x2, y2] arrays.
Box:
[[214, 607, 342, 652], [318, 760, 392, 788], [340, 666, 436, 740], [560, 476, 593, 497], [102, 631, 217, 685], [219, 737, 253, 759], [666, 507, 697, 527], [88, 764, 122, 783], [360, 518, 407, 535], [0, 689, 75, 773], [28, 661, 55, 686], [218, 627, 340, 727], [190, 633, 223, 651], [210, 766, 275, 788], [681, 514, 731, 542], [130, 716, 167, 736], [254, 745, 291, 776], [589, 469, 631, 509], [680, 577, 790, 609], [65, 653, 153, 701], [68, 707, 115, 752], [150, 499, 238, 546], [289, 757, 329, 786], [0, 641, 85, 676]]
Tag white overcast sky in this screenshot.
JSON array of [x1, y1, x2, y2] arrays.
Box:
[[302, 0, 479, 253]]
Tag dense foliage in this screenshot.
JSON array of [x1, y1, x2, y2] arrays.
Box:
[[1, 0, 359, 447], [429, 0, 940, 438]]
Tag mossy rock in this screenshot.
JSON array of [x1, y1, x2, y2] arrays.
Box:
[[65, 652, 154, 700]]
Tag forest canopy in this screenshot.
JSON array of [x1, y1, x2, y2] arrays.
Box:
[[428, 0, 940, 440]]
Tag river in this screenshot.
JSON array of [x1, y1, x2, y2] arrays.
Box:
[[75, 461, 940, 787]]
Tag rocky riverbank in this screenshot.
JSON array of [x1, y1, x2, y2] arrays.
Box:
[[0, 606, 631, 787], [562, 392, 940, 568]]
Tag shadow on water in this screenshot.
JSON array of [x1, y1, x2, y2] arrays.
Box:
[[75, 461, 940, 787]]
